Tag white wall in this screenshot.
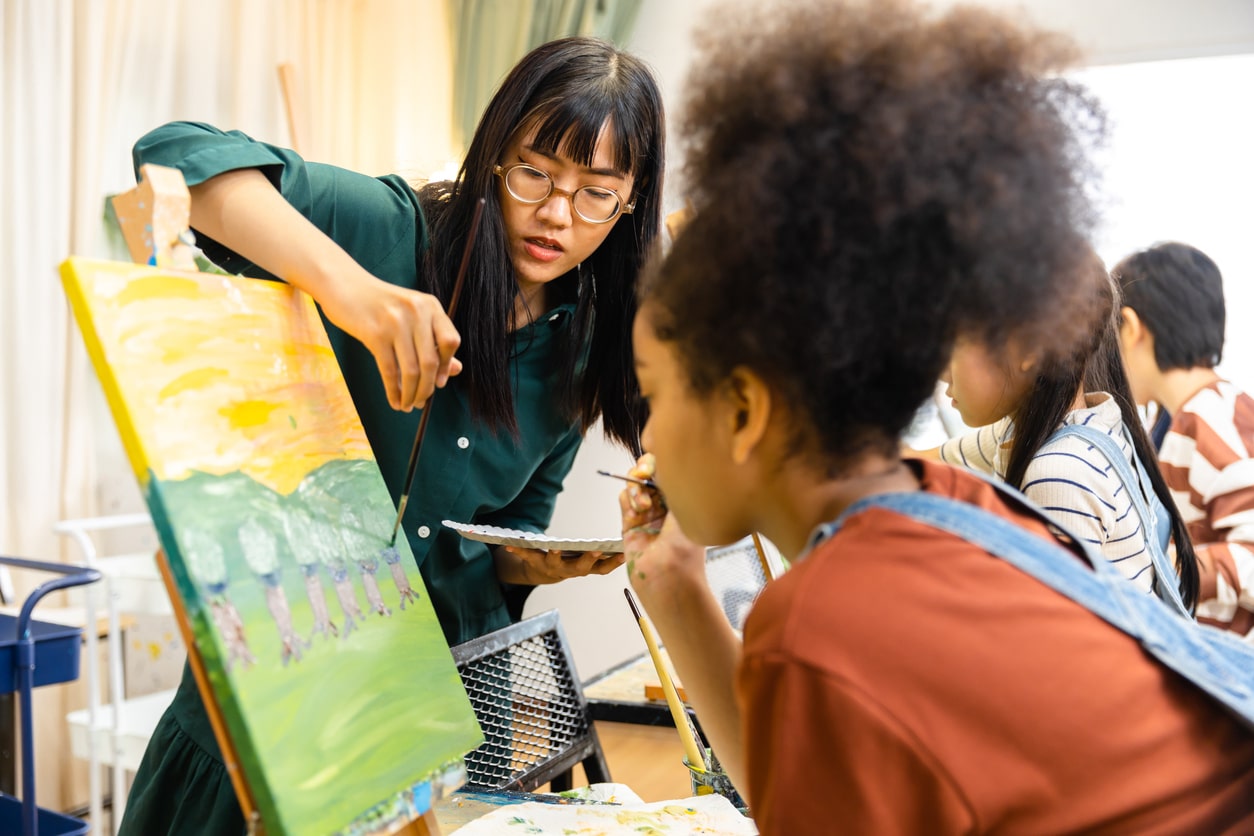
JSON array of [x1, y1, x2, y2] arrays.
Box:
[[1077, 53, 1254, 392]]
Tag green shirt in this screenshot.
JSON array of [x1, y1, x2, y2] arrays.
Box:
[[134, 121, 584, 646]]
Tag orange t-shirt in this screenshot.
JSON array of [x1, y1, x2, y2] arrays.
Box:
[[740, 460, 1254, 834]]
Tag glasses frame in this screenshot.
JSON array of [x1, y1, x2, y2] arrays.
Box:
[[492, 163, 634, 225]]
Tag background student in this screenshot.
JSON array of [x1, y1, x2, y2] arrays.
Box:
[[1114, 241, 1254, 637], [617, 0, 1254, 831], [121, 36, 665, 835], [924, 261, 1199, 612]]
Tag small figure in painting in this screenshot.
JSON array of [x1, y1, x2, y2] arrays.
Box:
[[237, 517, 309, 666], [183, 527, 256, 672], [281, 506, 340, 639]]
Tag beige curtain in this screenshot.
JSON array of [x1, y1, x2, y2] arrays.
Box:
[[450, 0, 643, 152], [1, 0, 454, 817]]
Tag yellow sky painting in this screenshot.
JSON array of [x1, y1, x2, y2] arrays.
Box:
[[62, 258, 372, 495]]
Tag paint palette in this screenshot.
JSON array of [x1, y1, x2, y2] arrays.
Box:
[[442, 521, 623, 554]]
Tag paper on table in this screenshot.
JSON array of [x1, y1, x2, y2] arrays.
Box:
[[453, 792, 757, 835]]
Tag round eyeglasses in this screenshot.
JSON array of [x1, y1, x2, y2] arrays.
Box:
[[493, 163, 634, 224]]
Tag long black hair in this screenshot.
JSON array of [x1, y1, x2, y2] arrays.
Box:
[[1005, 265, 1200, 610], [419, 37, 664, 455]]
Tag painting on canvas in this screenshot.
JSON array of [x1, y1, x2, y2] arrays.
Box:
[[61, 256, 483, 835]]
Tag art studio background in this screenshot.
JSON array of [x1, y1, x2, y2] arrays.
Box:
[[2, 0, 1253, 817]]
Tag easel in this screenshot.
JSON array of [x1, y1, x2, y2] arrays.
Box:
[[110, 168, 442, 836]]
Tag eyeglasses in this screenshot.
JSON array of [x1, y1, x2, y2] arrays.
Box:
[[493, 163, 634, 224]]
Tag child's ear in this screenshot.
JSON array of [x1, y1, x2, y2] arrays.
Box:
[[1119, 306, 1146, 344], [725, 368, 771, 465]]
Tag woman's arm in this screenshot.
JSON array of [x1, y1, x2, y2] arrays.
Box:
[[187, 168, 460, 412]]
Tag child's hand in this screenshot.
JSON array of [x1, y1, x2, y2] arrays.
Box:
[[617, 454, 705, 601], [621, 454, 667, 558]]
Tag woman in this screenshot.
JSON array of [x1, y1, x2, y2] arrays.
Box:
[[121, 36, 664, 834], [616, 1, 1254, 832]]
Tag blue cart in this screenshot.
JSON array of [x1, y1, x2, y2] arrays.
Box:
[[0, 556, 101, 836]]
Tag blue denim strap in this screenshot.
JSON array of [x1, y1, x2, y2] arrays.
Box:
[[1050, 423, 1192, 620], [831, 487, 1254, 732]]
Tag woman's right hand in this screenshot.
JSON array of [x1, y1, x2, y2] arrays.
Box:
[[319, 275, 462, 412], [186, 168, 463, 413]]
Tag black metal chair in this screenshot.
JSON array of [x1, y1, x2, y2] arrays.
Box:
[[451, 609, 610, 792], [704, 536, 774, 630]]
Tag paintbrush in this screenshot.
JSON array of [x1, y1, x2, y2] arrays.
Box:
[[623, 588, 709, 773], [596, 469, 658, 490], [389, 197, 485, 547]]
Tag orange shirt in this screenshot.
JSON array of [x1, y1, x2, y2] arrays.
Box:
[[740, 460, 1254, 834]]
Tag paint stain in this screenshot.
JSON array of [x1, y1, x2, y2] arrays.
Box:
[[115, 274, 203, 304], [159, 367, 231, 399], [220, 399, 280, 429]]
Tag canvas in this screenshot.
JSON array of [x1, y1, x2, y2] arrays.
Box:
[[61, 256, 483, 836]]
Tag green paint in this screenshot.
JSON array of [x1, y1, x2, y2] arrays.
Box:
[[147, 461, 483, 835]]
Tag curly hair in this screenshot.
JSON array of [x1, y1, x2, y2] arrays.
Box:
[[642, 0, 1107, 469]]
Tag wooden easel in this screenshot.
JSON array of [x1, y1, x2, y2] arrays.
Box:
[[112, 167, 442, 836]]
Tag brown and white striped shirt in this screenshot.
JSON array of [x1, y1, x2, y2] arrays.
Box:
[[1158, 380, 1254, 639]]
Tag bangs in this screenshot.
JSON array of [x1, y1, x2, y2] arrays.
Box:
[[525, 95, 645, 177]]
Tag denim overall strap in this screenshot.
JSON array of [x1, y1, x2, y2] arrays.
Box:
[[832, 489, 1254, 732], [1051, 423, 1192, 620]]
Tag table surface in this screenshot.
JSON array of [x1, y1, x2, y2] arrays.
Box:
[[582, 650, 707, 735]]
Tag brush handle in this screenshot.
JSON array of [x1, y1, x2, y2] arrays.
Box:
[[625, 589, 707, 771], [597, 469, 658, 490]]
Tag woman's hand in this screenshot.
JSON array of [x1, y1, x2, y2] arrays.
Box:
[[494, 547, 625, 585], [186, 167, 462, 413], [318, 275, 462, 412]]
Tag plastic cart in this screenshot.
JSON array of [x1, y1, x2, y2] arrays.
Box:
[[0, 556, 102, 836]]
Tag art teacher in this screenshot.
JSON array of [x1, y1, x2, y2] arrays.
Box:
[[120, 36, 665, 835]]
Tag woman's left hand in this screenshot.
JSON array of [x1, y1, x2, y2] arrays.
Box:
[[495, 547, 625, 584]]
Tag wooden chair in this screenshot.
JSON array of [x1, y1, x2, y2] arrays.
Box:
[[450, 609, 610, 792]]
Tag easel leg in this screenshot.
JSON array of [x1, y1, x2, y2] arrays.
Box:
[[391, 809, 441, 835]]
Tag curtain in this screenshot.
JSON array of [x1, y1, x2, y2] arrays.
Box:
[[0, 0, 454, 814], [450, 0, 643, 152]]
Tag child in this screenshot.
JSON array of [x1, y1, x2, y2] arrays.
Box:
[[929, 264, 1199, 614], [1114, 242, 1254, 637], [618, 0, 1254, 832]]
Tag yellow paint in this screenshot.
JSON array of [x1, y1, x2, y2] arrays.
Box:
[[115, 274, 203, 305], [160, 367, 231, 399], [221, 399, 280, 429], [60, 257, 373, 495]]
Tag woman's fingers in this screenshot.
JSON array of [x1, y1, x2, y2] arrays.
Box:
[[364, 291, 462, 412]]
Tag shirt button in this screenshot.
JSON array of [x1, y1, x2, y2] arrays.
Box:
[[417, 525, 431, 539], [549, 313, 560, 322], [457, 436, 470, 449]]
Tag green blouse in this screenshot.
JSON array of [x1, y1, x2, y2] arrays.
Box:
[[134, 121, 584, 646]]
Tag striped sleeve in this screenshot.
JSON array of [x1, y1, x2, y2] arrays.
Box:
[[938, 419, 1009, 477], [1159, 382, 1254, 638]]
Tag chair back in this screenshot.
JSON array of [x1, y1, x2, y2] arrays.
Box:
[[704, 537, 774, 630], [451, 609, 610, 792]]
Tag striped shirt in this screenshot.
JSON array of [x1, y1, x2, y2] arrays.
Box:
[[939, 394, 1156, 593], [1159, 380, 1254, 639]]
